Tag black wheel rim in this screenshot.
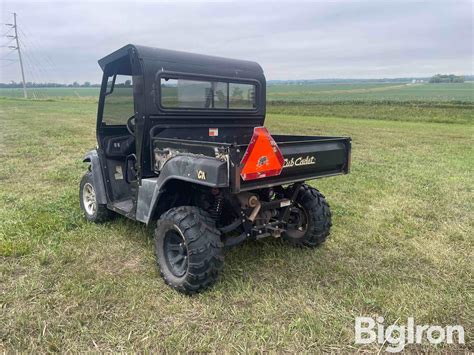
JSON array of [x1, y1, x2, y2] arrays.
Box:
[[163, 227, 188, 277], [286, 204, 309, 238]]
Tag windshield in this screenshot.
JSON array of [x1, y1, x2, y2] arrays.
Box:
[[160, 76, 256, 110]]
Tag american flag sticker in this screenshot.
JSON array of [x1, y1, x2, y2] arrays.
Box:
[[209, 128, 219, 137]]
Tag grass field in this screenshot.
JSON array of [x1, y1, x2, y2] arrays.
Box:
[[1, 82, 474, 102], [0, 87, 100, 98], [0, 90, 473, 351], [267, 82, 474, 102]]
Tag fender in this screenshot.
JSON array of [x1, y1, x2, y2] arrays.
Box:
[[136, 155, 228, 224], [83, 149, 108, 205]]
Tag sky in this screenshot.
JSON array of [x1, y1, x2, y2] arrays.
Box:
[[0, 0, 472, 84]]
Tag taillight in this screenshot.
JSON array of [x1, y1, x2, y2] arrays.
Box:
[[240, 127, 284, 181]]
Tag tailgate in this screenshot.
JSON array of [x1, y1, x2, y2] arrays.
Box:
[[233, 135, 351, 191]]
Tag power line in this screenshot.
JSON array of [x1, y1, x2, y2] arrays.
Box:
[[18, 50, 43, 98], [0, 28, 13, 37], [0, 50, 17, 60], [11, 19, 63, 85], [2, 13, 66, 96], [4, 13, 27, 98], [0, 37, 15, 47], [21, 47, 47, 86], [18, 37, 49, 79], [18, 26, 59, 79], [0, 60, 18, 68]]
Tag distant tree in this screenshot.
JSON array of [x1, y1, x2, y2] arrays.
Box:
[[83, 81, 91, 87], [429, 74, 441, 83], [429, 74, 464, 83], [124, 79, 132, 87], [72, 81, 80, 87]]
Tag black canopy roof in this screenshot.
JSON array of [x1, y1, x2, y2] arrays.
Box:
[[97, 44, 266, 119], [98, 44, 264, 78]]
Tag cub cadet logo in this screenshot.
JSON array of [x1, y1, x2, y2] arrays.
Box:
[[283, 155, 316, 168], [197, 170, 206, 180]]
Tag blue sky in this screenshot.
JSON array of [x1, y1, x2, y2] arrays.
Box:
[[0, 0, 472, 83]]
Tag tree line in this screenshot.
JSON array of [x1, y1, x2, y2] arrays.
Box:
[[0, 81, 100, 88], [429, 74, 464, 83], [1, 75, 469, 88], [0, 80, 134, 88]]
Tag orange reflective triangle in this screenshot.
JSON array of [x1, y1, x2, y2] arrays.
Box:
[[240, 127, 284, 181]]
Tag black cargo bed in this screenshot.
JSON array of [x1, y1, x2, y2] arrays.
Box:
[[233, 135, 351, 191], [153, 134, 351, 192]]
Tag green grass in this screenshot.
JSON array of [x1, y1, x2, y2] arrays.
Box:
[[0, 97, 473, 352], [267, 101, 474, 124], [267, 82, 474, 102], [2, 82, 474, 103], [0, 87, 100, 98]]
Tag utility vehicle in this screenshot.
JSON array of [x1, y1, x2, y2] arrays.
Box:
[[80, 44, 351, 294]]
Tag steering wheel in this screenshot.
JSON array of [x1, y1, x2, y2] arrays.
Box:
[[126, 115, 136, 135]]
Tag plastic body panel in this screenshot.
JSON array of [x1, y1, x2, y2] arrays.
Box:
[[82, 149, 108, 204], [135, 154, 228, 224]]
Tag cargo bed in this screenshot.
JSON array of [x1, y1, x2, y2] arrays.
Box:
[[153, 134, 351, 192]]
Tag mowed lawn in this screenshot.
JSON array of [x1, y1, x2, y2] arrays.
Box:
[[0, 98, 472, 352]]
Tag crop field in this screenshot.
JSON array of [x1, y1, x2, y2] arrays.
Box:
[[0, 84, 473, 351], [1, 82, 473, 102], [267, 82, 474, 102]]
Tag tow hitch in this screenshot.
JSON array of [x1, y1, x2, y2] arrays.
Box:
[[222, 183, 302, 248]]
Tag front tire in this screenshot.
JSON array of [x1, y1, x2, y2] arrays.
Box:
[[283, 184, 332, 247], [154, 206, 224, 294], [79, 171, 113, 223]]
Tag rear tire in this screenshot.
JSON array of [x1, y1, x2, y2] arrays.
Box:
[[283, 184, 332, 247], [154, 206, 224, 294], [79, 171, 113, 223]]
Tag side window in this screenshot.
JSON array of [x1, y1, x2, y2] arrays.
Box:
[[103, 75, 134, 125], [229, 83, 256, 109], [159, 76, 256, 110], [161, 78, 212, 108]]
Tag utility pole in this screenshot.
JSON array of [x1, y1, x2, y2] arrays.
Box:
[[5, 13, 27, 98]]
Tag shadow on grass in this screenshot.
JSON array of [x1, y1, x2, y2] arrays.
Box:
[[97, 213, 341, 296]]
